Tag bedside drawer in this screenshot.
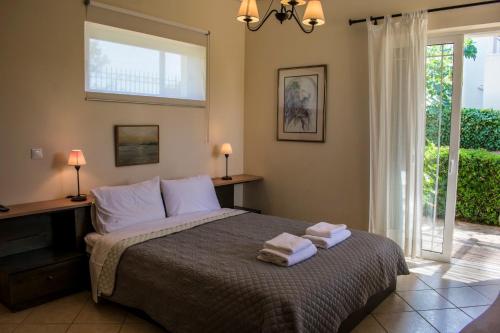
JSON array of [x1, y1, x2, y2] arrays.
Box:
[[7, 258, 87, 309]]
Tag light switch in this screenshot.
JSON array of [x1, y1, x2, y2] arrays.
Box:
[[31, 148, 43, 160]]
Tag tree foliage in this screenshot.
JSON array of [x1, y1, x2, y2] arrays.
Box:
[[424, 145, 500, 225], [426, 108, 500, 151], [464, 38, 478, 61], [89, 40, 110, 73], [425, 39, 499, 151]]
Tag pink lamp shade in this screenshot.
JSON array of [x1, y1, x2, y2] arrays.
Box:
[[68, 150, 87, 166]]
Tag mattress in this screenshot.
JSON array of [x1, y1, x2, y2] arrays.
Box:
[[96, 212, 409, 333], [84, 232, 102, 254]]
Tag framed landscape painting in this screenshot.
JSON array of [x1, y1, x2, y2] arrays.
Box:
[[114, 125, 159, 167], [277, 65, 327, 142]]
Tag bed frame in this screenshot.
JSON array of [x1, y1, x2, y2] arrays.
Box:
[[113, 278, 396, 333], [88, 176, 395, 332], [338, 279, 396, 332]]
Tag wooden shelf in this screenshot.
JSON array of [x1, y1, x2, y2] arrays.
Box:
[[212, 174, 263, 187], [0, 197, 93, 220]]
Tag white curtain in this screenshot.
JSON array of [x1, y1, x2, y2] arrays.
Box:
[[367, 12, 428, 257]]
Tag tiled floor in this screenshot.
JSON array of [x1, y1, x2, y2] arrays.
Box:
[[353, 257, 500, 333], [1, 258, 499, 333], [0, 293, 166, 333]]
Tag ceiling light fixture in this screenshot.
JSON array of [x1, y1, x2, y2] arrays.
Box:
[[237, 0, 325, 34]]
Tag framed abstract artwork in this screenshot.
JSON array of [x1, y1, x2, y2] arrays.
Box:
[[114, 125, 159, 167], [277, 65, 327, 142]]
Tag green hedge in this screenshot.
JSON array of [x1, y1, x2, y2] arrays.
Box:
[[423, 145, 500, 225], [426, 108, 500, 151]]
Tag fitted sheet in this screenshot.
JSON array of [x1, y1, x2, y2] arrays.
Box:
[[84, 232, 102, 254]]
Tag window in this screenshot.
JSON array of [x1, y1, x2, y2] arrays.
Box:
[[493, 36, 500, 54], [84, 4, 208, 107]]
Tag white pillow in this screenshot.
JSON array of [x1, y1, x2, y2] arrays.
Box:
[[90, 177, 166, 234], [161, 175, 221, 217]]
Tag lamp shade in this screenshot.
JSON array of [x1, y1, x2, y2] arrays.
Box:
[[68, 150, 87, 166], [280, 0, 306, 6], [303, 0, 325, 26], [237, 0, 260, 23], [221, 143, 233, 155]]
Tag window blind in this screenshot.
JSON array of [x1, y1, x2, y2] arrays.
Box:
[[85, 1, 209, 108]]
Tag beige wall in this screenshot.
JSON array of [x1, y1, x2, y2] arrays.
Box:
[[0, 0, 245, 205], [243, 0, 500, 230], [1, 0, 498, 214]]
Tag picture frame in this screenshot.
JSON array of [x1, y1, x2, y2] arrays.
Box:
[[277, 65, 327, 142], [114, 125, 160, 167]]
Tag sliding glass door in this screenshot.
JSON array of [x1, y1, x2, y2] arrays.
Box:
[[421, 35, 464, 261]]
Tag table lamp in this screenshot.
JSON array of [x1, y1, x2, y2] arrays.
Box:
[[221, 143, 233, 180], [68, 149, 87, 202]]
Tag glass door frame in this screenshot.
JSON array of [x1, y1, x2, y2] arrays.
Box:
[[421, 34, 464, 262]]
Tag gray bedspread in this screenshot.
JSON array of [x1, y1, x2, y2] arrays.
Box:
[[109, 213, 409, 333]]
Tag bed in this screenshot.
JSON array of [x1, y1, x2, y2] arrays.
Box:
[[88, 208, 409, 333]]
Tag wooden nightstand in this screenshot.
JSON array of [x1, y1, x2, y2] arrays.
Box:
[[0, 198, 93, 311], [212, 174, 263, 209]]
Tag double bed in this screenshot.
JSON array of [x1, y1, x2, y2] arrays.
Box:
[[87, 208, 409, 333]]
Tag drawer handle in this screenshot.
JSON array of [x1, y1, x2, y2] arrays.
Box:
[[47, 275, 55, 281]]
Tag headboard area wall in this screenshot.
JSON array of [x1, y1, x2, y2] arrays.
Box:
[[0, 0, 246, 205]]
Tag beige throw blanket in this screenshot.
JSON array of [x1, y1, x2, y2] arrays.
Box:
[[89, 208, 247, 302]]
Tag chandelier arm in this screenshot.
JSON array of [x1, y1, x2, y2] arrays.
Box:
[[246, 9, 279, 31], [263, 0, 275, 17], [290, 10, 315, 33]]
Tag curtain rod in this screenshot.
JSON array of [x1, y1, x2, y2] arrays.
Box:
[[83, 0, 210, 35], [348, 0, 500, 26]]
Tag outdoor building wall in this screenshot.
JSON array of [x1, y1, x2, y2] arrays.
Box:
[[483, 53, 500, 110]]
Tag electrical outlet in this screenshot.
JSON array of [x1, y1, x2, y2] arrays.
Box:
[[31, 148, 43, 160]]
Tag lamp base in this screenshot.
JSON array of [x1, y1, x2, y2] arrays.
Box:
[[70, 195, 87, 202], [221, 176, 233, 180]]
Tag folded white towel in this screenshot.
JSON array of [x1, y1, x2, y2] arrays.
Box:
[[264, 232, 313, 255], [303, 230, 352, 249], [305, 222, 347, 238], [257, 243, 317, 267]]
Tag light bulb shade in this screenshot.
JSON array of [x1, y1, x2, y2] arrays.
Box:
[[237, 0, 260, 23], [68, 150, 87, 166], [280, 0, 306, 6], [303, 0, 325, 26], [221, 143, 233, 155]]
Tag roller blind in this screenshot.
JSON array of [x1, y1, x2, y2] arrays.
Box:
[[85, 2, 209, 107]]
